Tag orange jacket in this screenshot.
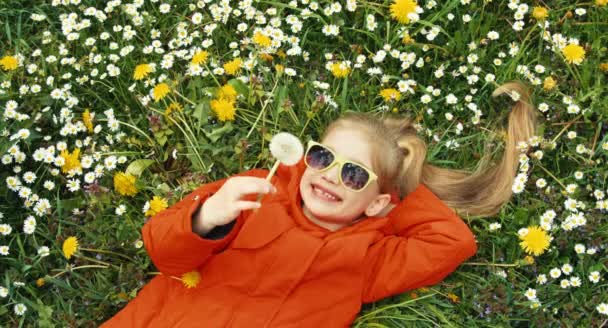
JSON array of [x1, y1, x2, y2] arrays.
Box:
[[102, 159, 477, 327]]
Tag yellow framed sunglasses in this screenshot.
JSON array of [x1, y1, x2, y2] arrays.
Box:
[[304, 140, 378, 192]]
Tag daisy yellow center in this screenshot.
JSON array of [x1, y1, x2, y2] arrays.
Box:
[[62, 236, 79, 260], [223, 58, 243, 76], [114, 172, 138, 196], [210, 98, 236, 122], [0, 56, 18, 71], [519, 226, 551, 256], [330, 62, 350, 78], [380, 88, 402, 102], [133, 63, 153, 80], [390, 0, 418, 24], [153, 83, 171, 102], [562, 44, 586, 65], [191, 51, 209, 65], [60, 148, 82, 174], [253, 31, 272, 48]]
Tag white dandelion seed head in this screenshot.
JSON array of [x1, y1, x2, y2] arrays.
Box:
[[269, 132, 303, 166]]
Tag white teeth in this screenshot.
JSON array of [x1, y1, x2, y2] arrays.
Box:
[[314, 186, 338, 201]]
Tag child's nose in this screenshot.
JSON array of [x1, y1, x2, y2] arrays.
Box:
[[321, 164, 341, 185]]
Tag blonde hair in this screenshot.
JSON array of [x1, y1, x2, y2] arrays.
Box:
[[321, 81, 539, 219]]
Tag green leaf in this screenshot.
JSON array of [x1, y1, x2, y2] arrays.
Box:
[[36, 299, 55, 328], [125, 159, 155, 177], [228, 78, 249, 98], [193, 101, 210, 124], [514, 208, 529, 226], [204, 122, 234, 143]]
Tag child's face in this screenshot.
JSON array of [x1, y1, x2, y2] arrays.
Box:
[[299, 128, 393, 231]]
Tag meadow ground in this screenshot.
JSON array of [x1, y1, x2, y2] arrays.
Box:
[[0, 0, 607, 326]]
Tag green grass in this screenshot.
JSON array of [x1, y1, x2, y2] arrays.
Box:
[[0, 0, 607, 326]]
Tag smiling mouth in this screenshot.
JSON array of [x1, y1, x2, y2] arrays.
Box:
[[311, 184, 342, 202]]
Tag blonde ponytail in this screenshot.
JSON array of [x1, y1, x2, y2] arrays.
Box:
[[322, 81, 539, 219]]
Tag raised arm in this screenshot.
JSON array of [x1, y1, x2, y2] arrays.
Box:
[[362, 183, 478, 303], [142, 168, 269, 276]]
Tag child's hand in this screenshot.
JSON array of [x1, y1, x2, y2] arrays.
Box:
[[194, 177, 277, 235]]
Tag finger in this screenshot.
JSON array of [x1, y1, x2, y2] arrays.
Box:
[[232, 177, 276, 196], [234, 200, 262, 211]]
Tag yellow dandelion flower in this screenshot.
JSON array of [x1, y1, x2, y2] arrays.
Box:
[[380, 88, 402, 102], [330, 62, 351, 78], [524, 255, 535, 265], [210, 98, 236, 122], [62, 236, 79, 260], [596, 0, 607, 6], [181, 270, 201, 289], [114, 172, 138, 196], [390, 0, 418, 24], [276, 49, 287, 59], [59, 148, 82, 174], [133, 63, 153, 80], [117, 292, 130, 301], [217, 84, 238, 102], [164, 102, 183, 118], [532, 7, 549, 20], [275, 64, 284, 73], [191, 50, 209, 65], [153, 83, 171, 102], [253, 31, 272, 48], [599, 63, 608, 72], [145, 196, 168, 217], [0, 55, 19, 71], [543, 76, 556, 91], [259, 53, 274, 62], [402, 34, 414, 45], [36, 278, 45, 287], [223, 58, 243, 76], [562, 44, 586, 65], [82, 109, 93, 133], [519, 226, 551, 256], [447, 293, 460, 303]]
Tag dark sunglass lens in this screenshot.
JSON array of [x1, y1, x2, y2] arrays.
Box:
[[306, 145, 334, 169], [341, 163, 370, 190]]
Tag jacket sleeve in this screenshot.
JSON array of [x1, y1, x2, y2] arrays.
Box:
[[361, 183, 478, 303], [142, 168, 269, 277]]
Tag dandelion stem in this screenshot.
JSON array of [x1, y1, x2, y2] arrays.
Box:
[[149, 107, 207, 172], [50, 265, 109, 279], [203, 63, 222, 87], [535, 161, 567, 191], [80, 247, 136, 262], [146, 271, 162, 276], [255, 160, 281, 203], [73, 254, 111, 266], [102, 118, 156, 146], [173, 90, 196, 106], [462, 261, 519, 267], [246, 74, 280, 139], [550, 113, 584, 144]]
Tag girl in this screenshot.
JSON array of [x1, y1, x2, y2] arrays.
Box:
[[102, 81, 538, 327]]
